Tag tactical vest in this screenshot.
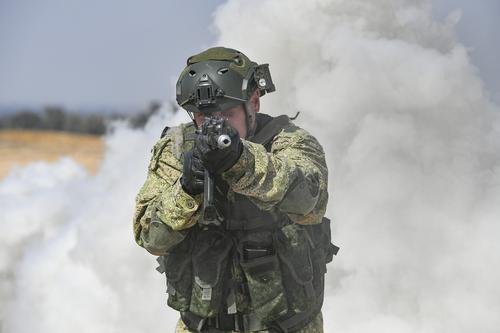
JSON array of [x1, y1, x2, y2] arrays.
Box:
[[156, 114, 338, 332]]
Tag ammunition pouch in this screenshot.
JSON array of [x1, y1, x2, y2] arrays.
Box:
[[142, 209, 187, 255], [272, 218, 338, 332], [236, 218, 337, 329], [305, 217, 339, 268], [157, 218, 338, 332], [157, 238, 193, 312], [239, 241, 288, 323], [189, 229, 233, 318], [275, 223, 316, 314]]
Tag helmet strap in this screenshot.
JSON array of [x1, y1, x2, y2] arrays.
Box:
[[243, 101, 256, 140], [185, 110, 200, 131]]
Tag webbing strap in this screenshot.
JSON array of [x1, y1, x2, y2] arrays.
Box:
[[181, 311, 205, 332], [250, 115, 290, 147], [160, 126, 170, 139], [182, 310, 270, 332], [275, 292, 324, 332]]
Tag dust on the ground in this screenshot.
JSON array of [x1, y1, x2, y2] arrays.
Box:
[[0, 130, 104, 180]]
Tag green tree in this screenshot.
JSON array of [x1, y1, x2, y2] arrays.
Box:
[[43, 106, 67, 130], [10, 111, 43, 129]]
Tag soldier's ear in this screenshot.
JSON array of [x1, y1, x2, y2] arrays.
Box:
[[250, 89, 260, 113]]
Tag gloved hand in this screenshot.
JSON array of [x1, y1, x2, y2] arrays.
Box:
[[195, 119, 243, 174], [180, 151, 205, 195]]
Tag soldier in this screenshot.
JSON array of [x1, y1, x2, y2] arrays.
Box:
[[133, 47, 337, 332]]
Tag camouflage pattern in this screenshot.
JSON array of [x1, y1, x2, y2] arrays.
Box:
[[222, 123, 328, 226], [174, 312, 324, 333], [134, 120, 328, 251], [134, 123, 201, 251], [133, 115, 329, 329], [240, 256, 288, 322], [186, 47, 257, 78]]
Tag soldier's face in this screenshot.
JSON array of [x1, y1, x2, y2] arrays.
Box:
[[194, 90, 260, 139], [194, 105, 249, 138]]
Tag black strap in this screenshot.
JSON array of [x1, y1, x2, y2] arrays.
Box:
[[331, 243, 340, 256], [160, 126, 170, 138], [274, 292, 324, 332], [250, 115, 290, 147], [160, 123, 196, 140], [181, 311, 206, 332], [182, 311, 271, 332]]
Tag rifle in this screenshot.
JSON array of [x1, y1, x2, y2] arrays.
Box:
[[198, 116, 231, 226]]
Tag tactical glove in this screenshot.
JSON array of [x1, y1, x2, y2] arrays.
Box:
[[180, 151, 205, 195], [195, 120, 243, 174]]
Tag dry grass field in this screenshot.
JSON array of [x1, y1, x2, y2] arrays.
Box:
[[0, 130, 104, 180]]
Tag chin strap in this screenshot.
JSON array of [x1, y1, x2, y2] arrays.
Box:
[[243, 101, 256, 140], [184, 110, 198, 130]]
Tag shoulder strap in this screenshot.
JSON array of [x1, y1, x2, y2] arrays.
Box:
[[160, 126, 170, 138], [250, 115, 291, 147], [161, 122, 196, 140]]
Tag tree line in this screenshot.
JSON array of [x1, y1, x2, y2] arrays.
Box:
[[0, 101, 171, 135]]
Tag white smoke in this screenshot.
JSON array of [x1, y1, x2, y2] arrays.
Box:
[[0, 109, 191, 333], [213, 0, 500, 332], [1, 0, 499, 332]]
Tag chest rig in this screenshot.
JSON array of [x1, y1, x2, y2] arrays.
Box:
[[156, 114, 338, 332]]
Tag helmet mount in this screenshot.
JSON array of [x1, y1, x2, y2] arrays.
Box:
[[194, 74, 222, 108]]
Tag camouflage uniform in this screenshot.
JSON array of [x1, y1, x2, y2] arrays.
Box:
[[134, 118, 328, 238], [133, 114, 329, 332], [133, 114, 329, 331]]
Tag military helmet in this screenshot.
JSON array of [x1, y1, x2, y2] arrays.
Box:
[[176, 47, 275, 115]]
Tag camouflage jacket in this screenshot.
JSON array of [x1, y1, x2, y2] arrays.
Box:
[[133, 114, 328, 254]]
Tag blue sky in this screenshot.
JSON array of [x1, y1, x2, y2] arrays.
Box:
[[433, 0, 500, 104], [0, 0, 498, 112], [0, 0, 225, 112]]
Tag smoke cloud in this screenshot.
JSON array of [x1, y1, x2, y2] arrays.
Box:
[[213, 0, 500, 331], [0, 110, 191, 332], [1, 0, 499, 332]]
